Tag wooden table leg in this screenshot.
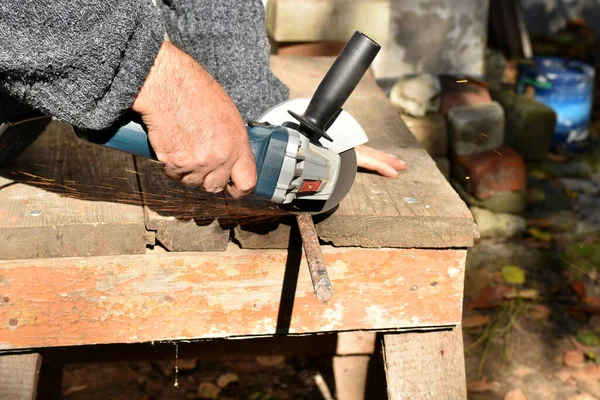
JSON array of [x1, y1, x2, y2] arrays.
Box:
[[383, 326, 467, 400], [0, 353, 42, 400], [333, 331, 377, 400]]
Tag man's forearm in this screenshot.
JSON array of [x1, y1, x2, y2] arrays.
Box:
[[0, 0, 164, 130]]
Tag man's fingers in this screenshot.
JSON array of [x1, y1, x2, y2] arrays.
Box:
[[227, 152, 257, 198], [202, 169, 231, 193]]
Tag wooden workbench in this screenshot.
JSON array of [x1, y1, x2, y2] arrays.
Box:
[[0, 57, 476, 399]]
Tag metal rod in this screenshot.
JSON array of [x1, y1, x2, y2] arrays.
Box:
[[296, 213, 334, 304]]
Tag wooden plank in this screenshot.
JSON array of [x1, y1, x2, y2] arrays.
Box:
[[383, 326, 467, 400], [337, 331, 376, 356], [134, 158, 230, 252], [0, 122, 149, 259], [0, 246, 466, 350], [333, 355, 371, 400], [0, 353, 42, 400], [234, 56, 476, 249]]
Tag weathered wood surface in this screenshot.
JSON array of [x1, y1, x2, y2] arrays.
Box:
[[383, 326, 467, 400], [0, 122, 149, 259], [235, 56, 476, 249], [0, 246, 466, 350], [134, 158, 230, 252], [0, 353, 42, 400]]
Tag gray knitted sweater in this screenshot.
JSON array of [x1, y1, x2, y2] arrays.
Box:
[[0, 0, 289, 129]]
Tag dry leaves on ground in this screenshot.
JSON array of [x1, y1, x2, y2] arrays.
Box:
[[564, 350, 586, 368], [467, 380, 501, 394], [504, 388, 527, 400], [463, 314, 492, 328]]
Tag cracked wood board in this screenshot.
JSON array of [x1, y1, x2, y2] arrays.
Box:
[[0, 246, 465, 350], [235, 56, 476, 249], [0, 122, 149, 259]]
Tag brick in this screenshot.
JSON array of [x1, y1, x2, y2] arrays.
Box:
[[447, 102, 505, 156], [439, 76, 492, 114], [452, 145, 526, 200], [402, 113, 447, 157], [266, 0, 390, 43], [490, 88, 557, 161]]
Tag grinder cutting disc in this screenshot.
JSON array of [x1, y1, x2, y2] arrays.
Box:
[[258, 98, 363, 215], [317, 148, 357, 214]]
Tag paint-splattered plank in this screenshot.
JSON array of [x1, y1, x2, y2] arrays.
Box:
[[0, 122, 150, 259], [235, 56, 477, 250], [0, 246, 466, 350]]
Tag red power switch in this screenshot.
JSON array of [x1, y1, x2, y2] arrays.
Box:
[[299, 180, 322, 193]]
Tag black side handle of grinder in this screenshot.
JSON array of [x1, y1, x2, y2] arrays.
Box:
[[288, 31, 381, 143]]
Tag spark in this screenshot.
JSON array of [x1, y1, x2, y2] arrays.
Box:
[[493, 150, 503, 156], [456, 79, 468, 83]]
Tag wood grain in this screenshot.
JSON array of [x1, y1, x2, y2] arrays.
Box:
[[134, 158, 230, 252], [0, 122, 149, 259], [0, 246, 466, 350], [383, 326, 467, 400], [0, 353, 42, 400], [235, 56, 476, 249]]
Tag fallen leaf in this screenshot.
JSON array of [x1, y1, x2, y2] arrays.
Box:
[[577, 332, 600, 347], [512, 366, 534, 378], [563, 350, 586, 368], [569, 393, 597, 400], [529, 304, 551, 320], [256, 355, 286, 368], [178, 358, 198, 371], [571, 364, 600, 385], [504, 387, 527, 400], [470, 285, 511, 309], [504, 288, 539, 300], [198, 382, 221, 399], [467, 380, 501, 393], [502, 266, 526, 285], [556, 369, 577, 385], [528, 227, 553, 242], [217, 372, 239, 388], [462, 314, 491, 328], [572, 280, 587, 300], [586, 351, 597, 362], [582, 296, 600, 314]]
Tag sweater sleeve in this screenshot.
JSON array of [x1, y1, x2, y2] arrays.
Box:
[[0, 0, 164, 130]]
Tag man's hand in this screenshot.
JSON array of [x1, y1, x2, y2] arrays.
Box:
[[356, 145, 406, 177], [133, 41, 256, 198]]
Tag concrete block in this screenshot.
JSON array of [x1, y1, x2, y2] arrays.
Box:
[[440, 77, 492, 114], [490, 88, 557, 161], [452, 145, 527, 200], [470, 206, 526, 239], [447, 102, 505, 156], [389, 74, 441, 117], [266, 0, 390, 43], [402, 113, 447, 157]]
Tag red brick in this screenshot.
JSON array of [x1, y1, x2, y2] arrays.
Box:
[[451, 145, 526, 200], [439, 75, 492, 114]]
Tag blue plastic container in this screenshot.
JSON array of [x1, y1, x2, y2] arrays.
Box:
[[517, 56, 595, 153]]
